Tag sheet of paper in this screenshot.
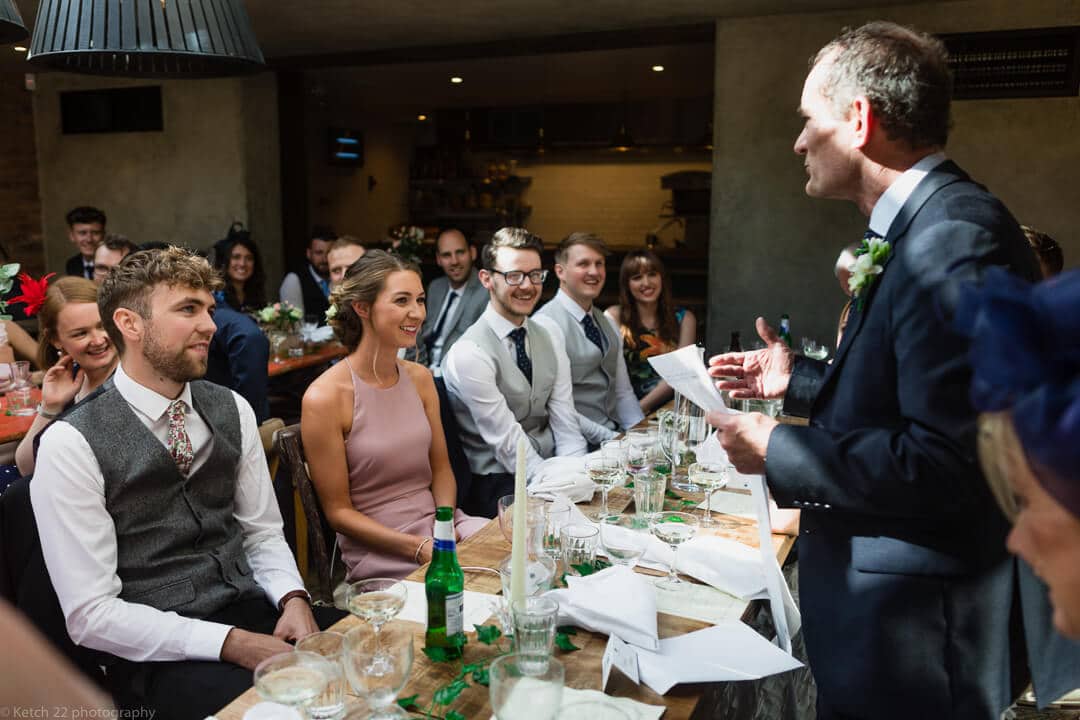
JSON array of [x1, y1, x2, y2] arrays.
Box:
[[649, 575, 747, 625], [748, 475, 797, 652], [489, 685, 664, 720], [398, 580, 497, 629], [634, 623, 804, 695], [646, 344, 736, 415], [697, 488, 755, 518], [603, 634, 641, 688]]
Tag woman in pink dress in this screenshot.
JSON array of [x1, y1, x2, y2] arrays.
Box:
[[302, 250, 486, 581]]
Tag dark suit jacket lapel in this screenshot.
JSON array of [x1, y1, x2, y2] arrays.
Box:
[[823, 161, 969, 388]]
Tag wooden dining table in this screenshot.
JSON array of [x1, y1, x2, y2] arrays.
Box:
[[268, 343, 348, 378], [215, 486, 797, 720]]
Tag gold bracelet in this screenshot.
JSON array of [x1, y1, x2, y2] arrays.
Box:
[[413, 537, 432, 564]]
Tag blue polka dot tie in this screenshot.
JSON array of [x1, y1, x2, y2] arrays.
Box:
[[509, 327, 532, 385], [581, 313, 605, 353]]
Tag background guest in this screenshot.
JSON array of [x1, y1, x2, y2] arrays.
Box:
[[414, 228, 487, 373], [92, 234, 137, 286], [206, 304, 270, 425], [605, 249, 696, 415], [1022, 225, 1065, 278], [280, 225, 335, 324], [215, 235, 267, 313], [63, 207, 106, 280], [15, 277, 118, 476], [327, 235, 366, 287], [302, 250, 484, 581]]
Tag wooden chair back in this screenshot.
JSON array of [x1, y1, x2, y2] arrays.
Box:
[[274, 423, 334, 605]]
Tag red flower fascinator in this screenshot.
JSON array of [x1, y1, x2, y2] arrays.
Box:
[[9, 272, 55, 317]]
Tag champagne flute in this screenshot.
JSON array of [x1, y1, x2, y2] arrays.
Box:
[[649, 511, 699, 592], [343, 622, 413, 720], [489, 654, 564, 720], [345, 578, 406, 668], [585, 457, 622, 521], [254, 650, 333, 715], [688, 461, 730, 527]]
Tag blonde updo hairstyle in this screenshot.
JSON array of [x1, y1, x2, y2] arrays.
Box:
[[328, 249, 422, 351]]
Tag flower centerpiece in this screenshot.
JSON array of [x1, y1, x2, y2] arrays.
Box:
[[256, 301, 304, 360], [389, 224, 426, 265]]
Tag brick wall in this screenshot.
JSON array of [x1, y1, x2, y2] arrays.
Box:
[[0, 73, 43, 275]]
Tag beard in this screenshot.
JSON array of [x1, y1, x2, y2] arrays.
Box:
[[142, 326, 207, 384]]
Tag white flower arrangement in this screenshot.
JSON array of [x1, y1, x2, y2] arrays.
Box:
[[256, 301, 303, 331], [848, 237, 891, 308]]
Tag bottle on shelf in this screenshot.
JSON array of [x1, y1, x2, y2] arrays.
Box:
[[778, 314, 792, 348], [425, 506, 466, 660]]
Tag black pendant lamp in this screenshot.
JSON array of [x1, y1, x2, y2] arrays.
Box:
[[0, 0, 29, 45], [28, 0, 264, 77]]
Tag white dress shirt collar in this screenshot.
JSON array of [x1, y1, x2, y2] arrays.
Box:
[[551, 288, 590, 321], [868, 151, 948, 237], [113, 362, 194, 422], [483, 303, 525, 339]]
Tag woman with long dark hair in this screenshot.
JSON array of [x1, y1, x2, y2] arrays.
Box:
[[604, 249, 696, 415], [214, 236, 267, 312]]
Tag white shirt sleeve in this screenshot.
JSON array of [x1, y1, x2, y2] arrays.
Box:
[[229, 391, 307, 605], [531, 316, 617, 446], [605, 314, 646, 430], [31, 422, 234, 662], [545, 334, 590, 458], [444, 340, 551, 481], [278, 273, 304, 313]]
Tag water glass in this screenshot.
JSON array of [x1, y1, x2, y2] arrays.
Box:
[[5, 385, 34, 416], [342, 622, 413, 720], [541, 504, 570, 561], [668, 393, 709, 492], [633, 472, 666, 524], [498, 494, 547, 550], [688, 461, 730, 527], [253, 650, 333, 711], [599, 515, 648, 568], [600, 438, 627, 468], [624, 429, 656, 476], [295, 632, 346, 719], [585, 457, 622, 521], [560, 524, 599, 575], [490, 654, 564, 720], [498, 553, 557, 599], [511, 596, 559, 669]]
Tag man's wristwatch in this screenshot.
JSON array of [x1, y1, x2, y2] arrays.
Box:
[[277, 589, 311, 612]]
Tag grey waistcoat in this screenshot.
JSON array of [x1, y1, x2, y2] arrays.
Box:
[[534, 300, 619, 429], [63, 379, 260, 619], [449, 318, 557, 476]]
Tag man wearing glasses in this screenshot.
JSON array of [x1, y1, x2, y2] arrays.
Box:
[[444, 227, 587, 517]]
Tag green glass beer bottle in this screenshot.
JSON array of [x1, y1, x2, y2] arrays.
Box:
[[425, 506, 466, 659], [779, 313, 792, 348]]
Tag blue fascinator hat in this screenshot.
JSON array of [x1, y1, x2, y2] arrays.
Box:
[[954, 267, 1080, 517]]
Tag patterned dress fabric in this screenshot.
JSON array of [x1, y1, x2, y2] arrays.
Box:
[[622, 308, 687, 399]]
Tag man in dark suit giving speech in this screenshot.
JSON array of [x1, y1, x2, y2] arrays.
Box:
[[707, 22, 1041, 719]]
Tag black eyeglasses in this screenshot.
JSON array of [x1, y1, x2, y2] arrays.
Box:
[[488, 269, 549, 286]]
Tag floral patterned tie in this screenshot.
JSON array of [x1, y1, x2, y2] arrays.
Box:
[[167, 399, 194, 476]]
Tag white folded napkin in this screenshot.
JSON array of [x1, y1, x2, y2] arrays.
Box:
[[487, 682, 664, 720], [529, 455, 595, 503], [298, 322, 335, 344], [676, 535, 768, 600], [545, 565, 659, 651]]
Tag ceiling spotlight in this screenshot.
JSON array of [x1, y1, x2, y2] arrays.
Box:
[[417, 114, 428, 121], [450, 76, 463, 84], [651, 65, 665, 73]]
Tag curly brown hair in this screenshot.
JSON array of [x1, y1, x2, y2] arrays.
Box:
[[327, 250, 421, 351], [98, 246, 223, 355]]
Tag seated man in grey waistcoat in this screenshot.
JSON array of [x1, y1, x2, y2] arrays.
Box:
[[444, 228, 587, 517], [31, 247, 340, 720], [533, 232, 644, 447]]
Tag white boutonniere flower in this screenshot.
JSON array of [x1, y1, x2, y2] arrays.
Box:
[[848, 237, 890, 308]]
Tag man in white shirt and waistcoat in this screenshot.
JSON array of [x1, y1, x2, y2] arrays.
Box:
[[533, 232, 644, 448], [414, 229, 488, 374], [31, 247, 341, 720], [444, 227, 587, 517]]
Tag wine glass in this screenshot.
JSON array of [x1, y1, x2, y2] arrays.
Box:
[[689, 461, 730, 527], [497, 494, 545, 545], [649, 511, 699, 592], [343, 622, 413, 720], [489, 654, 564, 720], [801, 336, 829, 360], [599, 514, 648, 569], [254, 650, 333, 716], [345, 578, 407, 666], [585, 457, 622, 521]]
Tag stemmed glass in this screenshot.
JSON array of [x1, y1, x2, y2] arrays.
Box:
[[345, 578, 407, 670], [599, 515, 648, 569], [649, 511, 699, 592], [253, 650, 334, 716], [801, 336, 829, 360], [624, 430, 655, 477], [688, 461, 730, 527], [585, 457, 622, 521], [343, 622, 413, 720], [489, 654, 564, 720]]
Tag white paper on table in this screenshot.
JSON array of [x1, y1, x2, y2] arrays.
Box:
[[603, 634, 641, 687], [489, 683, 665, 720], [698, 488, 756, 518], [747, 475, 799, 652], [634, 623, 803, 695], [649, 575, 746, 625], [646, 344, 736, 415], [398, 580, 497, 628], [241, 704, 301, 720]]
